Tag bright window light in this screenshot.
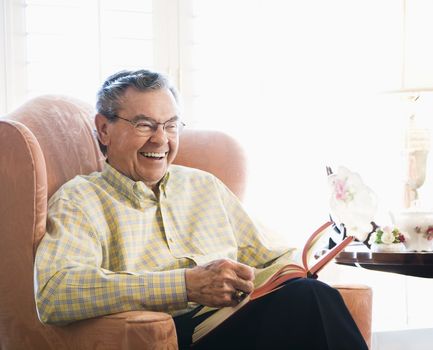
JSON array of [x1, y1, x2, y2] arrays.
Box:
[[24, 0, 154, 104], [187, 0, 404, 243]]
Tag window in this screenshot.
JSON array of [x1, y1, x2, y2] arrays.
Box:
[[0, 0, 7, 113], [0, 0, 27, 113], [24, 0, 154, 104]]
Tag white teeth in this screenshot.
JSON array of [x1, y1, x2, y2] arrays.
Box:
[[141, 152, 166, 158]]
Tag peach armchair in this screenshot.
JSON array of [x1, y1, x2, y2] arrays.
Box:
[[0, 95, 372, 349]]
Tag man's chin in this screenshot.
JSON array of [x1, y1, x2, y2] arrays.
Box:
[[139, 171, 167, 188]]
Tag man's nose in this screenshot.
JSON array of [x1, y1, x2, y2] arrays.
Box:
[[149, 125, 168, 144]]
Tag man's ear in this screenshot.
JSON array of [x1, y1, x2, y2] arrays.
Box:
[[95, 113, 110, 147]]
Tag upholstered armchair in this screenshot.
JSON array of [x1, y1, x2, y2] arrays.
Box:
[[0, 95, 372, 349]]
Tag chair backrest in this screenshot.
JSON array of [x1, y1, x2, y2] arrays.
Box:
[[3, 95, 104, 251], [174, 129, 247, 199], [0, 95, 247, 349]]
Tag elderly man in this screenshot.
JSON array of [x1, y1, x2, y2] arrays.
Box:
[[34, 69, 367, 349]]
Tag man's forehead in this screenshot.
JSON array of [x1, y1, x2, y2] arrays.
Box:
[[117, 88, 179, 114], [121, 87, 175, 101]]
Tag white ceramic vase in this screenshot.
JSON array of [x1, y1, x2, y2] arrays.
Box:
[[392, 211, 433, 252]]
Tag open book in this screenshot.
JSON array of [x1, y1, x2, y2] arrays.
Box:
[[192, 221, 353, 344]]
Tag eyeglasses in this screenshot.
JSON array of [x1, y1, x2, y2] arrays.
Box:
[[111, 115, 185, 137]]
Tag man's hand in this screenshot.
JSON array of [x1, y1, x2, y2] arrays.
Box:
[[185, 259, 255, 307]]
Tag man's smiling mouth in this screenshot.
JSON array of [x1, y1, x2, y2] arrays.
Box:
[[139, 151, 168, 160]]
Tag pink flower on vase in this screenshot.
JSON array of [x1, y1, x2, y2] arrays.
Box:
[[425, 227, 433, 240], [334, 178, 354, 203]]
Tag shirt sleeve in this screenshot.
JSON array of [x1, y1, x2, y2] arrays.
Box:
[[34, 197, 188, 325], [213, 177, 298, 267]]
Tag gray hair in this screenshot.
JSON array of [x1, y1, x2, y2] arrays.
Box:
[[95, 69, 179, 155], [96, 69, 178, 118]]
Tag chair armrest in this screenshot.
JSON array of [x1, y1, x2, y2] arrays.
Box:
[[333, 284, 372, 349], [50, 311, 178, 350], [117, 311, 178, 350]]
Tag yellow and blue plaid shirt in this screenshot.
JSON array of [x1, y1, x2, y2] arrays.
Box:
[[34, 163, 292, 324]]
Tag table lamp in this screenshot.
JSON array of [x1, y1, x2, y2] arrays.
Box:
[[389, 88, 433, 251], [388, 87, 432, 209]]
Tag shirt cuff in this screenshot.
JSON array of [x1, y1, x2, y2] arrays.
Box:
[[142, 268, 188, 312]]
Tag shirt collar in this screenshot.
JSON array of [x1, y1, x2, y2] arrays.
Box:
[[159, 171, 170, 197], [102, 162, 171, 202]]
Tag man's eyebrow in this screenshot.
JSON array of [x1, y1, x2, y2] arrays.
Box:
[[132, 114, 180, 122]]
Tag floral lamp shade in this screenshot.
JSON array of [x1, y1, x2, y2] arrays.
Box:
[[328, 166, 377, 242]]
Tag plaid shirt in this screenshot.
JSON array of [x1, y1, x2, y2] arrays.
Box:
[[34, 163, 292, 324]]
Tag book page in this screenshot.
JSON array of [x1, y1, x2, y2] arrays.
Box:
[[193, 262, 303, 318], [251, 264, 306, 299], [192, 295, 251, 343], [254, 262, 298, 288]]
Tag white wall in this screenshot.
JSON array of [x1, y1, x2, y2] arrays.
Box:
[[373, 328, 433, 350]]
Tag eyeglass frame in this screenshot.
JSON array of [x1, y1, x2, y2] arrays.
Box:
[[109, 114, 185, 136]]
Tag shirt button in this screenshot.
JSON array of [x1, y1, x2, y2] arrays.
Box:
[[168, 237, 173, 243]]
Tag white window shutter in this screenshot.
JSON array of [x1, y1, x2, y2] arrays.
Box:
[[1, 0, 27, 114]]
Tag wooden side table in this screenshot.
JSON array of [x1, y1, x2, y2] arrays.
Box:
[[335, 246, 433, 278]]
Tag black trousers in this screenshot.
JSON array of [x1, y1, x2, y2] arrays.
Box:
[[174, 278, 368, 350]]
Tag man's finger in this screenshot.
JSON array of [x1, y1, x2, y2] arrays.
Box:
[[232, 277, 254, 294], [232, 261, 254, 281]]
